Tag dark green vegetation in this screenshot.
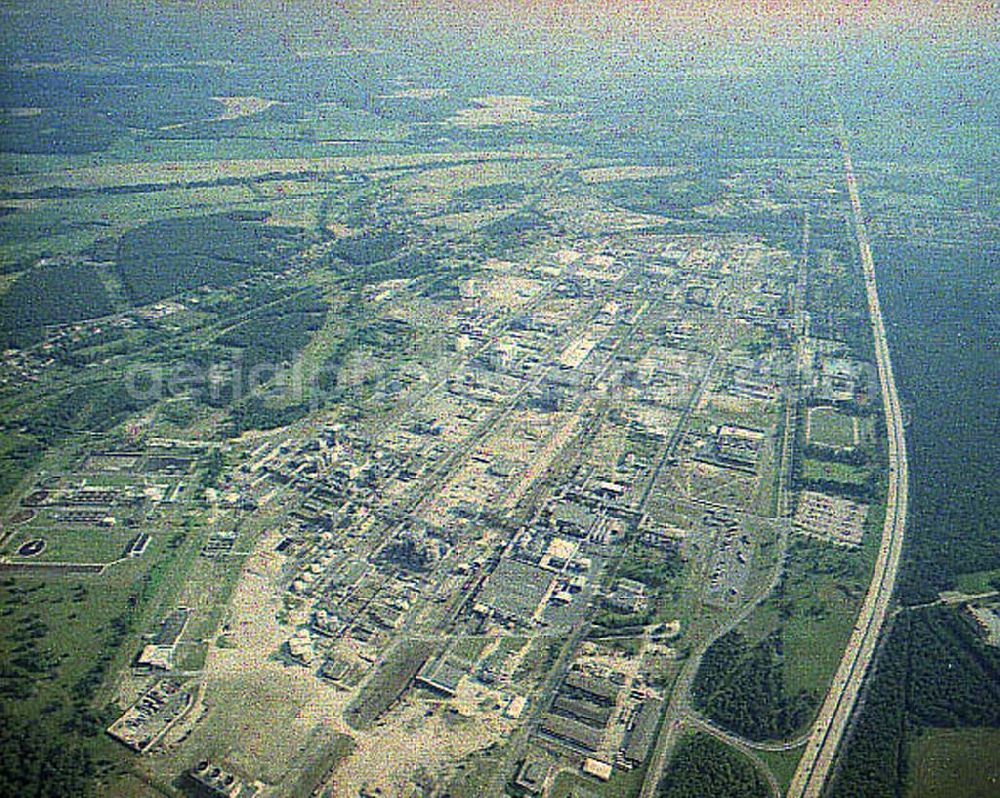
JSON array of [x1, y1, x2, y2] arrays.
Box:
[[803, 238, 872, 357], [592, 542, 684, 630], [693, 532, 876, 743], [457, 182, 527, 204], [0, 705, 95, 797], [0, 108, 122, 155], [692, 630, 815, 742], [344, 640, 439, 729], [326, 229, 406, 266], [657, 733, 770, 798], [834, 185, 999, 795], [0, 260, 112, 347], [879, 241, 1000, 603], [592, 174, 721, 217], [0, 572, 160, 796], [830, 605, 1000, 798], [325, 248, 443, 291], [115, 212, 303, 304], [217, 298, 327, 359], [478, 211, 547, 255]]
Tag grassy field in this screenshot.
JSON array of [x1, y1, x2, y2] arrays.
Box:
[[549, 765, 646, 798], [954, 568, 1000, 594], [758, 747, 805, 794], [2, 524, 138, 564], [736, 533, 876, 720], [0, 533, 197, 782], [908, 728, 1000, 798], [801, 458, 870, 487], [807, 407, 857, 449]]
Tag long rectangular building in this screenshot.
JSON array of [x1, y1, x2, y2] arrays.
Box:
[[538, 713, 603, 753], [563, 672, 621, 706], [623, 698, 663, 767]]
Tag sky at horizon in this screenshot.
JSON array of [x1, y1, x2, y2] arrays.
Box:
[[2, 1, 997, 60]]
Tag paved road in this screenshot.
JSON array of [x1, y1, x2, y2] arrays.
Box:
[[786, 109, 910, 798], [686, 712, 812, 754], [685, 713, 784, 798], [638, 521, 791, 798], [637, 210, 810, 798]]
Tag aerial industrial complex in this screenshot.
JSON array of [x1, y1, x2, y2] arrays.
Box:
[[15, 8, 999, 792]]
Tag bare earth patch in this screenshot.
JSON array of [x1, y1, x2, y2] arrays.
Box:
[[447, 95, 568, 128], [211, 95, 281, 120]]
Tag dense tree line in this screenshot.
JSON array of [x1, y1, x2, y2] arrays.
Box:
[[617, 543, 684, 590], [829, 621, 909, 798], [217, 310, 325, 360], [897, 483, 1000, 604], [479, 211, 547, 255], [329, 250, 444, 292], [0, 261, 113, 347], [326, 229, 406, 266], [0, 434, 42, 500], [457, 182, 527, 204], [693, 630, 817, 742], [114, 213, 304, 304], [831, 605, 1000, 797], [48, 377, 152, 436], [23, 379, 155, 447], [0, 707, 95, 798], [230, 397, 310, 434], [0, 108, 120, 155], [594, 176, 722, 217], [657, 733, 770, 798]]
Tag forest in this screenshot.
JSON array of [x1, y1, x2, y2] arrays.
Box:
[[0, 261, 112, 347], [831, 604, 1000, 797], [114, 212, 304, 304], [0, 708, 96, 798], [692, 630, 816, 742], [657, 733, 770, 798], [326, 229, 407, 266]]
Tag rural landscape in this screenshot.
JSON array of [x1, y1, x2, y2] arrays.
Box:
[[0, 3, 997, 798]]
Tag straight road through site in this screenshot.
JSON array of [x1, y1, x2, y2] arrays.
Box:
[[786, 109, 910, 798]]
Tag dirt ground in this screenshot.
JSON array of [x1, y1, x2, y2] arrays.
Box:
[[150, 525, 512, 796]]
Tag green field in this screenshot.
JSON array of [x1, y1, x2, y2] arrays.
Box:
[[2, 525, 140, 564], [807, 407, 858, 449], [909, 728, 1000, 798], [758, 746, 806, 794], [449, 634, 492, 663], [700, 532, 878, 742], [549, 766, 646, 798], [778, 525, 881, 698], [954, 568, 1000, 594], [801, 458, 870, 488], [0, 536, 193, 785]]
